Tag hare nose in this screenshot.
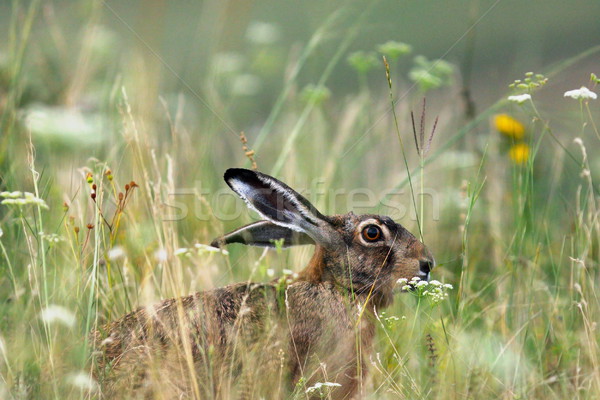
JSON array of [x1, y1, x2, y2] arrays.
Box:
[[419, 258, 434, 273]]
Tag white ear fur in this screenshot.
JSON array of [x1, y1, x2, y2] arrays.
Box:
[[228, 173, 319, 228], [224, 169, 331, 243]]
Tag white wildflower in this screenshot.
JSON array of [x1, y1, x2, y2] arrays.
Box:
[[246, 21, 280, 44], [282, 269, 293, 275], [410, 276, 421, 282], [403, 279, 454, 304], [41, 232, 63, 244], [507, 94, 531, 104], [0, 191, 23, 198], [23, 105, 105, 145], [305, 381, 341, 394], [154, 248, 168, 263], [40, 305, 76, 328], [211, 52, 245, 74], [383, 315, 401, 327], [174, 247, 189, 256], [24, 193, 49, 208], [231, 74, 262, 96], [396, 278, 408, 285], [195, 243, 228, 255], [1, 191, 48, 209], [266, 268, 275, 278], [67, 371, 98, 392], [0, 227, 3, 237], [564, 86, 597, 100], [107, 246, 126, 260], [1, 199, 21, 206]]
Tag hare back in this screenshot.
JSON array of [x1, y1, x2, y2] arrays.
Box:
[[94, 282, 286, 398], [94, 281, 375, 399]]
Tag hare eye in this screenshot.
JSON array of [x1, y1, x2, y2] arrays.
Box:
[[362, 225, 382, 242]]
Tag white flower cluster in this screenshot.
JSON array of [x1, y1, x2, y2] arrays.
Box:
[[108, 246, 126, 260], [305, 381, 342, 394], [396, 277, 453, 304], [1, 191, 49, 210], [507, 94, 531, 104], [281, 269, 299, 281], [246, 21, 280, 45], [67, 371, 99, 392], [175, 244, 229, 257], [381, 313, 406, 327], [564, 86, 597, 100], [40, 304, 76, 328], [40, 232, 63, 244]]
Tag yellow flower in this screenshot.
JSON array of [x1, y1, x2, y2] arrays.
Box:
[[495, 114, 525, 139], [509, 143, 530, 164]]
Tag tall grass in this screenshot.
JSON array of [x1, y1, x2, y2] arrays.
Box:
[[1, 2, 600, 399]]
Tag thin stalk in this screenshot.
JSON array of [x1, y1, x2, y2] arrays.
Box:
[[0, 238, 18, 297], [420, 154, 425, 240], [584, 101, 600, 141], [456, 151, 487, 315], [82, 195, 101, 366], [28, 146, 60, 397], [383, 57, 422, 239]]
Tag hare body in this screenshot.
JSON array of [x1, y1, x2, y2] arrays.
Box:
[[94, 169, 434, 399], [96, 280, 372, 399]]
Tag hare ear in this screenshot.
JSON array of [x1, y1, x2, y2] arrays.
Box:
[[210, 221, 314, 248], [224, 168, 334, 244]]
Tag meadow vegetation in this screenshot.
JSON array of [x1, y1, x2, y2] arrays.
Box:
[[0, 1, 599, 399]]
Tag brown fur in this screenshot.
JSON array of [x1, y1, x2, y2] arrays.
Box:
[[93, 169, 434, 399]]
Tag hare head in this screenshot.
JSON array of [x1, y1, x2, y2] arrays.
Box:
[[211, 168, 434, 308]]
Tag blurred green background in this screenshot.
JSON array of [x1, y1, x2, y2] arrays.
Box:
[[1, 0, 600, 398]]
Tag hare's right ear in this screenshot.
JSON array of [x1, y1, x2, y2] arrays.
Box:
[[224, 168, 336, 245], [210, 220, 314, 248]]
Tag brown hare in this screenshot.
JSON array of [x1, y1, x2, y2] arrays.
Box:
[[93, 168, 434, 399]]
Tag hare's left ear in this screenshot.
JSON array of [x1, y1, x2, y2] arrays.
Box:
[[223, 168, 337, 246], [210, 220, 314, 248]]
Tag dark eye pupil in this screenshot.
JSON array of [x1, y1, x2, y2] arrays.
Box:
[[364, 225, 381, 240]]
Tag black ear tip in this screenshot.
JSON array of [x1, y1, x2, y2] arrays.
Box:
[[224, 168, 256, 183]]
